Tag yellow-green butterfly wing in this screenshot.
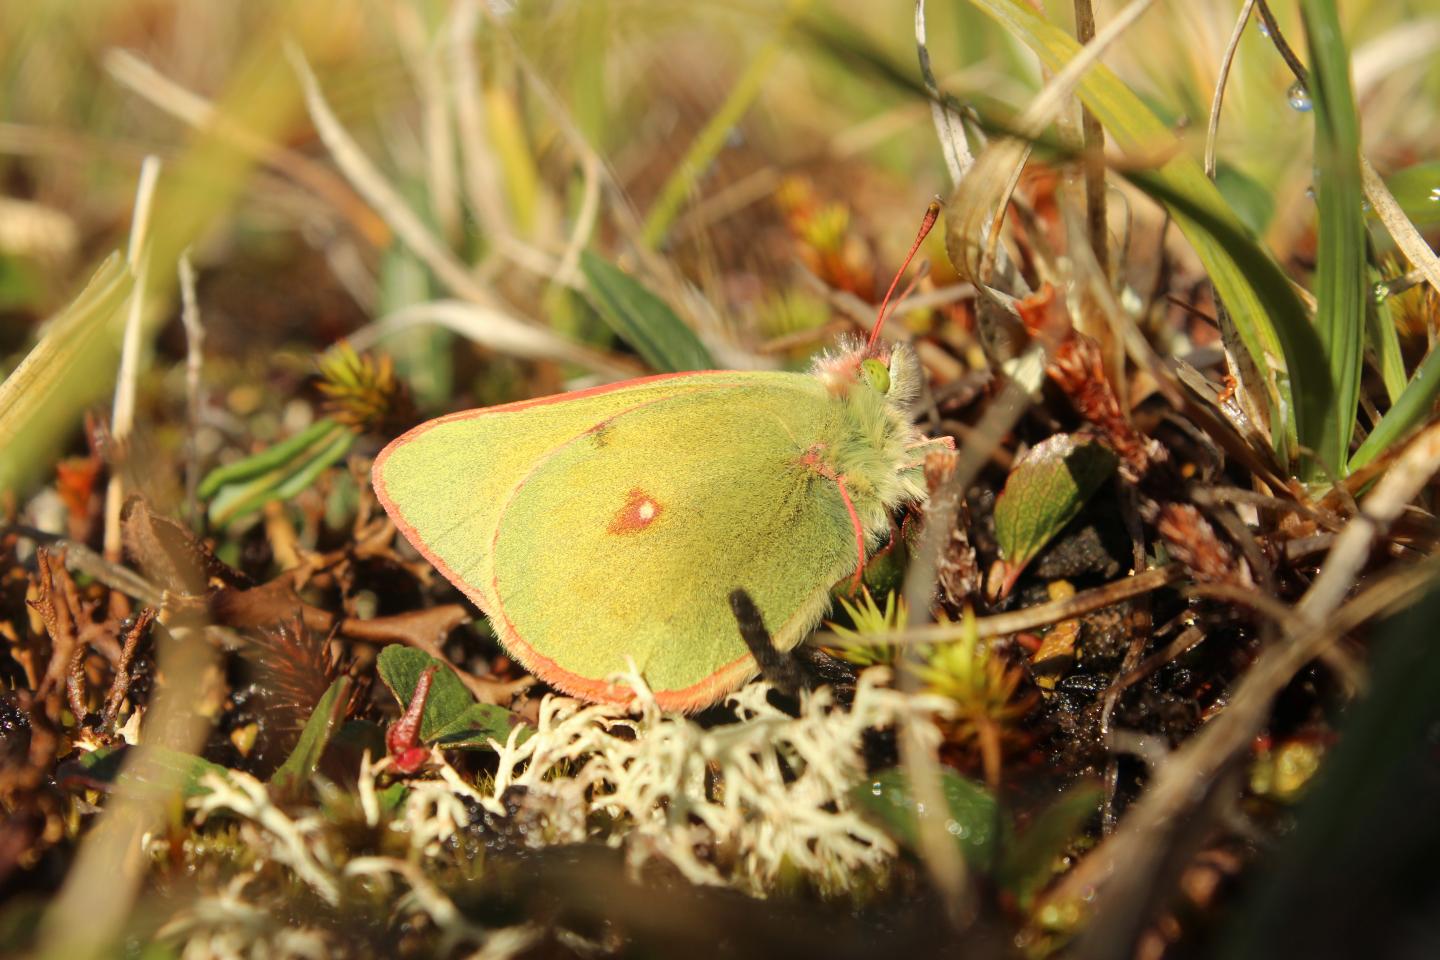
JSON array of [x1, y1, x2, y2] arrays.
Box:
[[374, 371, 859, 710], [375, 371, 754, 600]]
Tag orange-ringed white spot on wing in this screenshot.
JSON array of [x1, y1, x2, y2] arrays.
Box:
[[608, 487, 662, 535]]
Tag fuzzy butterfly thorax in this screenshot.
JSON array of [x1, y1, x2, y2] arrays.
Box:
[[808, 338, 935, 547]]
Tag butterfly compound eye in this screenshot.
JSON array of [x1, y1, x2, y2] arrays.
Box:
[[860, 357, 891, 395]]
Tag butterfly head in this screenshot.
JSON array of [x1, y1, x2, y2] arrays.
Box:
[[812, 337, 921, 409]]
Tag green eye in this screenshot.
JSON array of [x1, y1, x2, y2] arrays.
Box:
[[860, 358, 890, 394]]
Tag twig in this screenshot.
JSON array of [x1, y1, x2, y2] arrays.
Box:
[[8, 528, 165, 607], [66, 638, 89, 724], [1103, 623, 1207, 702], [101, 609, 156, 730], [1255, 1, 1309, 85], [1204, 0, 1257, 179], [877, 565, 1181, 648]]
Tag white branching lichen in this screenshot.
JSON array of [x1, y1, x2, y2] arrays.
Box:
[[166, 667, 951, 954], [192, 770, 341, 906], [476, 666, 954, 894]]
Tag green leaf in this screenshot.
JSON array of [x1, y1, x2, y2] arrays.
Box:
[[852, 768, 1003, 872], [378, 235, 450, 408], [64, 744, 231, 799], [1215, 164, 1276, 237], [200, 418, 357, 525], [969, 0, 1325, 469], [1381, 161, 1440, 231], [1348, 345, 1440, 472], [1301, 0, 1367, 479], [375, 645, 527, 749], [269, 676, 351, 798], [579, 251, 714, 373], [993, 435, 1117, 593], [997, 783, 1101, 906], [430, 702, 529, 748], [377, 782, 408, 814]]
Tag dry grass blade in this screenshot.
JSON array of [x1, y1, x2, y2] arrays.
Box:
[[346, 300, 634, 377], [1204, 0, 1257, 179], [103, 48, 387, 246], [177, 251, 204, 526], [286, 43, 626, 377], [286, 43, 491, 306], [915, 0, 972, 186], [449, 0, 511, 249], [393, 3, 461, 245], [104, 155, 162, 563]]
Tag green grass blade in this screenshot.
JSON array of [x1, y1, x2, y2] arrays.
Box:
[[197, 417, 341, 498], [269, 676, 352, 800], [0, 255, 133, 498], [968, 0, 1324, 470], [639, 0, 809, 250], [1301, 0, 1367, 479], [1367, 260, 1406, 405], [580, 251, 715, 372], [1348, 345, 1440, 472]]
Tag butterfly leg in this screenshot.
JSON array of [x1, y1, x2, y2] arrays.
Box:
[[834, 475, 866, 588]]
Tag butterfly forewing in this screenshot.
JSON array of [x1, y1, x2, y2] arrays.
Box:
[[373, 372, 760, 612]]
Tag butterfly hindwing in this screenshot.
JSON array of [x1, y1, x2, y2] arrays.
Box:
[[488, 383, 859, 709]]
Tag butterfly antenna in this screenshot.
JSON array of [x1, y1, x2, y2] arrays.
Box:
[[866, 197, 943, 351]]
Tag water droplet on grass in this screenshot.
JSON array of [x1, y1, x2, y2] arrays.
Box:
[[1287, 81, 1312, 112]]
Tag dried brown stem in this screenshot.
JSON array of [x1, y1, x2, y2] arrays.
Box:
[[101, 609, 156, 730], [1072, 0, 1109, 274]]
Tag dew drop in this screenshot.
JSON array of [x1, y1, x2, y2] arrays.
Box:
[[871, 781, 883, 797], [1287, 81, 1313, 112], [1374, 282, 1389, 304], [1428, 186, 1440, 203], [1304, 185, 1316, 202], [1257, 20, 1270, 37], [1361, 198, 1372, 212]]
